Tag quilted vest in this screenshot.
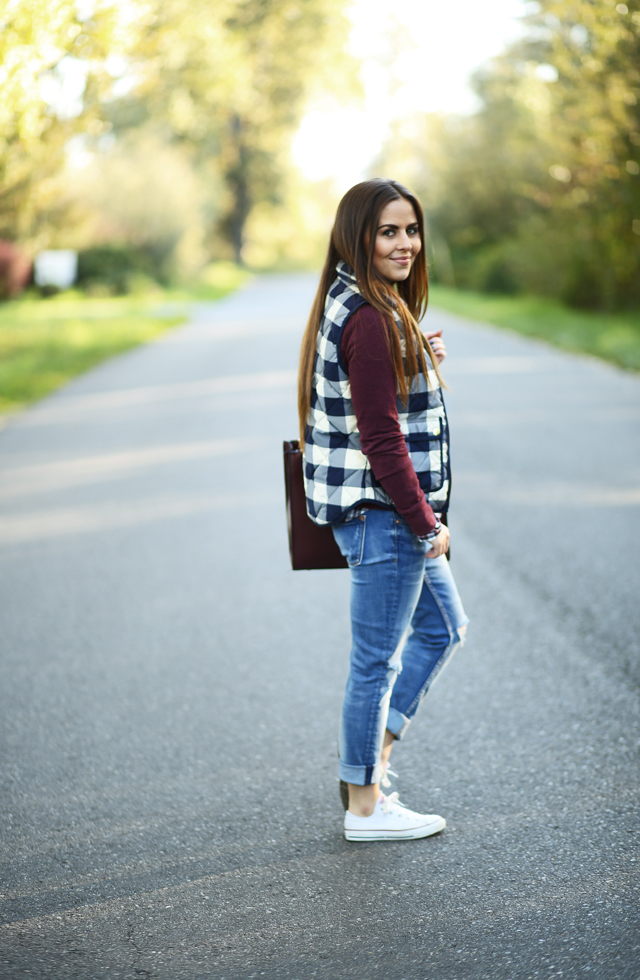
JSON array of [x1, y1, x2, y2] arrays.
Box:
[[304, 261, 451, 525]]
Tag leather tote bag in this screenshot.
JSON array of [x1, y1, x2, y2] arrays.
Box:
[[283, 440, 348, 570]]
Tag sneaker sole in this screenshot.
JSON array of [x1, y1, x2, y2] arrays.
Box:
[[344, 816, 446, 841]]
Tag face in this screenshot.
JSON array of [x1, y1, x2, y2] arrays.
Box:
[[371, 197, 421, 284]]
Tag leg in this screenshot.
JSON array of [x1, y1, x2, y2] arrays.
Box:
[[332, 510, 426, 813], [387, 553, 468, 740], [348, 730, 395, 816]]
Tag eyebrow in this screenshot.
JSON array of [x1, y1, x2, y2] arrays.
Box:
[[377, 221, 418, 230]]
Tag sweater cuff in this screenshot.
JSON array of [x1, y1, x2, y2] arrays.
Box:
[[418, 520, 442, 541], [402, 501, 439, 538], [376, 459, 438, 537]]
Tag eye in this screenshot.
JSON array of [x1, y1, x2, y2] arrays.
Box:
[[407, 224, 420, 236], [380, 228, 395, 237]]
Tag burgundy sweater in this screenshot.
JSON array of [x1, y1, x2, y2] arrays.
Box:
[[341, 304, 438, 537]]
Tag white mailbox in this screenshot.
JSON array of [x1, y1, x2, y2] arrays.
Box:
[[34, 250, 78, 289]]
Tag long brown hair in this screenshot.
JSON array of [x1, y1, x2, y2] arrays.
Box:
[[298, 177, 442, 444]]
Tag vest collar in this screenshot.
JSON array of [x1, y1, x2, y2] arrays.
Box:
[[335, 260, 403, 312], [335, 260, 360, 293]]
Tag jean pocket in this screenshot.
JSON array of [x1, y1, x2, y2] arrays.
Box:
[[331, 512, 366, 566]]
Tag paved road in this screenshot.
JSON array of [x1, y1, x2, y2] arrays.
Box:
[[0, 275, 638, 980]]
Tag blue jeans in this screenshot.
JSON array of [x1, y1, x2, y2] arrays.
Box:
[[332, 507, 468, 786]]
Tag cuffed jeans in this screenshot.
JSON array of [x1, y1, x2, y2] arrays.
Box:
[[332, 507, 468, 787]]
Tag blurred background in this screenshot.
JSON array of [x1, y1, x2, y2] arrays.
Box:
[[1, 0, 639, 413]]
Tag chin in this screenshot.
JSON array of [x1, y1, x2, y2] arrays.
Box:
[[376, 261, 413, 284], [391, 268, 412, 282]]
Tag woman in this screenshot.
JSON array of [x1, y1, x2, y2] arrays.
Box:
[[298, 178, 468, 842]]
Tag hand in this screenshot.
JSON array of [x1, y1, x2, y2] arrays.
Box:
[[425, 524, 450, 559], [425, 329, 446, 364]]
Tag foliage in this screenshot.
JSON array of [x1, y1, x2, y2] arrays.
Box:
[[76, 244, 155, 294], [0, 240, 32, 299], [381, 0, 640, 310], [1, 0, 356, 270], [241, 168, 338, 269], [67, 131, 213, 282], [0, 0, 141, 248], [430, 284, 640, 371], [197, 261, 250, 296], [111, 0, 358, 262]]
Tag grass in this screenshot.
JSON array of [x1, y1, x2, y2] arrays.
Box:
[[429, 285, 640, 373], [0, 263, 249, 417]]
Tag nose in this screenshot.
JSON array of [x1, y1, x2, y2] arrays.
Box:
[[397, 229, 413, 250]]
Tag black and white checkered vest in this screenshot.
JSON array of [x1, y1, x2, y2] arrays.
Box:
[[304, 262, 451, 525]]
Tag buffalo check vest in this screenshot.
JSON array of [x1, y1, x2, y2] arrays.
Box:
[[303, 261, 451, 526]]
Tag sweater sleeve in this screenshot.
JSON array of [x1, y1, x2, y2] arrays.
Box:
[[341, 304, 438, 537]]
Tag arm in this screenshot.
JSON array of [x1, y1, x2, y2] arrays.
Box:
[[341, 305, 439, 538]]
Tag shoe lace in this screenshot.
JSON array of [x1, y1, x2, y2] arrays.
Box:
[[382, 791, 403, 813], [381, 763, 398, 789]]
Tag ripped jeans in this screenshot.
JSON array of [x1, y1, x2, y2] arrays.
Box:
[[332, 507, 468, 786]]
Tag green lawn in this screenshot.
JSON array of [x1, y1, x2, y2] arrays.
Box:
[[429, 285, 640, 373], [0, 266, 248, 417]]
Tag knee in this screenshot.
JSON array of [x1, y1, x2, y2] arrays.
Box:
[[350, 651, 395, 682]]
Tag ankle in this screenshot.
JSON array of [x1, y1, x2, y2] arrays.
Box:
[[349, 801, 376, 817], [347, 783, 380, 817]]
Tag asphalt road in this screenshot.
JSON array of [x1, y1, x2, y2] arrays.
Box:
[[0, 274, 639, 980]]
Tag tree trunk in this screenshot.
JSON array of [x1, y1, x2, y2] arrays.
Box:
[[227, 114, 251, 266]]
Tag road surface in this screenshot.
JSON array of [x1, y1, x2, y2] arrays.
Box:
[[1, 274, 639, 979]]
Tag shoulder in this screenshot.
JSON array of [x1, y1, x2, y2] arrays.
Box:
[[343, 303, 388, 342], [341, 303, 391, 367], [348, 303, 386, 327]]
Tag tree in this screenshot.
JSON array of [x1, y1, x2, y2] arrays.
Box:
[[519, 0, 640, 307], [1, 0, 357, 266], [380, 0, 640, 309], [120, 0, 357, 262], [0, 0, 137, 248]]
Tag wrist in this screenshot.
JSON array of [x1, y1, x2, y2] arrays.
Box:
[[418, 520, 442, 542]]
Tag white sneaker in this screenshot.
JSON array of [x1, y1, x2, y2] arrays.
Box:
[[344, 792, 446, 841]]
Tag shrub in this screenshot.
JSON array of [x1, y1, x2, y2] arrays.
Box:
[[0, 241, 32, 300], [76, 245, 155, 295]]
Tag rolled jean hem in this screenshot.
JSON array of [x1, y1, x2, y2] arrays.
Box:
[[386, 706, 411, 741], [338, 760, 384, 786]]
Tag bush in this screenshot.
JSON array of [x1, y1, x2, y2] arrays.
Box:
[[0, 241, 32, 300], [467, 245, 520, 295], [76, 245, 155, 295], [68, 134, 211, 285]]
